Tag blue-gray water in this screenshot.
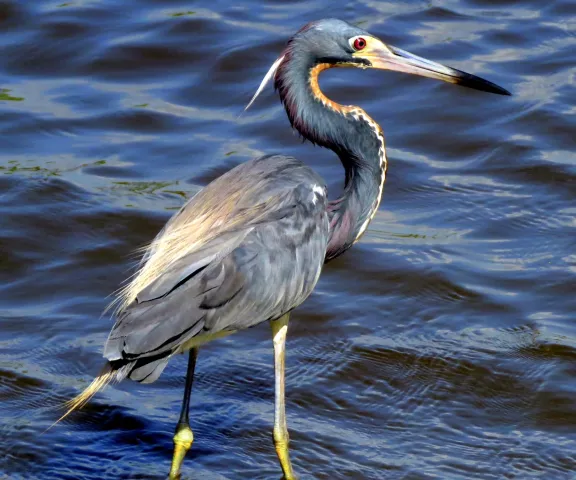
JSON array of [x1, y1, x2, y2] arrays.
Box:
[[1, 1, 575, 479]]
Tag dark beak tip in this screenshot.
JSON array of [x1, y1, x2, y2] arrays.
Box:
[[453, 69, 511, 97], [492, 85, 512, 96]]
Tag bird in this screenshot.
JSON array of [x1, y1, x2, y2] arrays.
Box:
[[58, 18, 510, 479]]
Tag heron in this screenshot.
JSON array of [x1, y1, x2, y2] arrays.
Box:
[[58, 18, 510, 479]]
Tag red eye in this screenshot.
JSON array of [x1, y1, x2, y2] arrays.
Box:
[[353, 37, 367, 50]]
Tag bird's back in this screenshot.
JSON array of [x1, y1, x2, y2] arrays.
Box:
[[105, 155, 329, 383]]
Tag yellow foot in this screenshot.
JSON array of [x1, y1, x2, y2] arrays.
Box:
[[274, 439, 297, 480], [169, 422, 194, 479], [281, 475, 298, 480]]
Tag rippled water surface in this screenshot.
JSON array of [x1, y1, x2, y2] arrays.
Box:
[[1, 0, 575, 479]]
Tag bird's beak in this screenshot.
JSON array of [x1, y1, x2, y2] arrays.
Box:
[[354, 39, 511, 96]]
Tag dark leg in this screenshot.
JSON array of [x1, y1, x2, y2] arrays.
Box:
[[169, 348, 198, 479]]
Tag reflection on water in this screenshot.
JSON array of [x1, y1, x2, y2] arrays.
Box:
[[1, 0, 575, 479]]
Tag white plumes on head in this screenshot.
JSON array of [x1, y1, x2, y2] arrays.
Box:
[[244, 55, 285, 112]]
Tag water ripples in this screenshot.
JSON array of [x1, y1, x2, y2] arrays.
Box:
[[1, 0, 575, 478]]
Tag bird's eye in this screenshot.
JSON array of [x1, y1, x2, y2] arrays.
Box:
[[353, 37, 367, 51]]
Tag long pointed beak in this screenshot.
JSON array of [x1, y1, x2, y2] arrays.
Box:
[[356, 40, 511, 96]]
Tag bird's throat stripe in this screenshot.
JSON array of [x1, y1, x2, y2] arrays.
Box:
[[308, 62, 387, 245], [309, 63, 349, 113]]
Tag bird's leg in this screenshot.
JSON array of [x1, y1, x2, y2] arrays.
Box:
[[271, 314, 297, 480], [169, 348, 198, 479]]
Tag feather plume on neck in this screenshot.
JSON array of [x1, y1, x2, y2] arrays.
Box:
[[244, 55, 285, 111]]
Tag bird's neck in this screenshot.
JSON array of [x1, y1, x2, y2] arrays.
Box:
[[276, 59, 388, 261]]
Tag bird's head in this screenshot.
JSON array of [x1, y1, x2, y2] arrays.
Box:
[[245, 18, 509, 112]]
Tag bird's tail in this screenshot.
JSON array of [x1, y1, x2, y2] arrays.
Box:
[[50, 362, 121, 429]]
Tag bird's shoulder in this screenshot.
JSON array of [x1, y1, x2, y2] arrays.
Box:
[[159, 154, 327, 262], [200, 154, 326, 205]]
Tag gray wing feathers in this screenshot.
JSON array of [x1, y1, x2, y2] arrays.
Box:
[[136, 229, 250, 303], [128, 357, 170, 383], [104, 229, 251, 360], [104, 155, 329, 382]]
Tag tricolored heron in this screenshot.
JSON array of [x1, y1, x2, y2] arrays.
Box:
[[59, 18, 509, 479]]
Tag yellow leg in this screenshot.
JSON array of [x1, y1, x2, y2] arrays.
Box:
[[169, 348, 198, 479], [169, 423, 193, 479], [271, 314, 297, 480]]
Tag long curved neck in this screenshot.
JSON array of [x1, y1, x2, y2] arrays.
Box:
[[276, 55, 388, 261]]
